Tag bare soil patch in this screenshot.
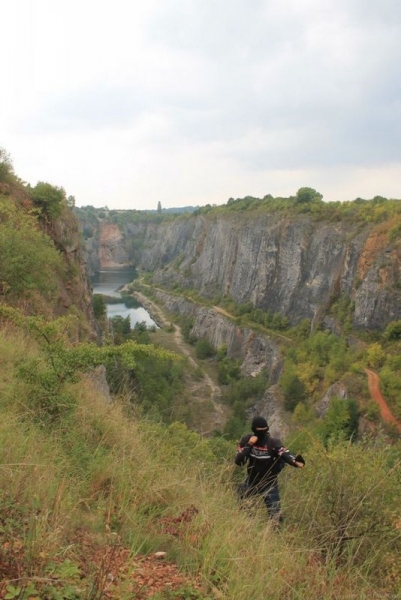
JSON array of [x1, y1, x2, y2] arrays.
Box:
[[365, 368, 401, 433]]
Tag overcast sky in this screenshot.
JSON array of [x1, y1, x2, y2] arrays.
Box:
[[2, 0, 401, 210]]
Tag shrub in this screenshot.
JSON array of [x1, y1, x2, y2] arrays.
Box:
[[280, 365, 307, 411], [384, 320, 401, 340], [195, 338, 215, 359], [93, 294, 107, 319], [0, 147, 14, 183], [31, 181, 66, 220], [0, 198, 62, 298]]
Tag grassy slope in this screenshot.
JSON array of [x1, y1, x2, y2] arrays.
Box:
[[0, 324, 400, 600]]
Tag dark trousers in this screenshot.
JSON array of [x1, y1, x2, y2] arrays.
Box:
[[237, 480, 282, 521]]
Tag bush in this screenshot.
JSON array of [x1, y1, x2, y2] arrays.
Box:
[[320, 396, 359, 443], [0, 147, 14, 183], [0, 198, 62, 298], [289, 437, 400, 571], [384, 320, 401, 340], [195, 338, 215, 359], [280, 366, 307, 411], [31, 181, 66, 220], [93, 294, 107, 319]]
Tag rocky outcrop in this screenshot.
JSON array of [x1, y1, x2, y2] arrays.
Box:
[[152, 290, 283, 384], [50, 212, 99, 340], [315, 381, 349, 417], [98, 222, 131, 268], [140, 214, 401, 331], [248, 385, 290, 439]]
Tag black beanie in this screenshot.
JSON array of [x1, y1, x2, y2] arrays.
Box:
[[251, 416, 269, 433]]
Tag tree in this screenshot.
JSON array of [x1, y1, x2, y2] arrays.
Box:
[[0, 147, 15, 183], [31, 182, 66, 219], [195, 338, 215, 359], [384, 320, 401, 340], [295, 187, 323, 204], [281, 371, 307, 411], [366, 343, 386, 369], [322, 396, 359, 442], [92, 294, 107, 319]]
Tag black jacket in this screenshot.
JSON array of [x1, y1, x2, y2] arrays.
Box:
[[235, 432, 298, 491]]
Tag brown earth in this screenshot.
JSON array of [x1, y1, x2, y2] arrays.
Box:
[[365, 368, 401, 433], [0, 526, 208, 599]]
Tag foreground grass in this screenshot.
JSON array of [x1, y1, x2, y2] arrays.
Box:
[[0, 326, 400, 599]]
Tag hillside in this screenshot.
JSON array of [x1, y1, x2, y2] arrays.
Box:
[[0, 160, 96, 337], [1, 155, 400, 599]]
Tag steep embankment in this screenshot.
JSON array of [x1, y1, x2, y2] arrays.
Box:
[[80, 209, 401, 332], [0, 188, 96, 339], [140, 214, 401, 331]]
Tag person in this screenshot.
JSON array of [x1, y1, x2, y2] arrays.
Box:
[[235, 416, 305, 523]]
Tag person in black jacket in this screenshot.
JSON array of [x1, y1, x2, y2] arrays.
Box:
[[235, 416, 305, 523]]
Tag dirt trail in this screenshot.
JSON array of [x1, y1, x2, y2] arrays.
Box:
[[365, 368, 401, 433], [133, 291, 226, 432], [212, 306, 293, 342]]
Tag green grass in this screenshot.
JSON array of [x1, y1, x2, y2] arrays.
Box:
[[0, 324, 400, 599]]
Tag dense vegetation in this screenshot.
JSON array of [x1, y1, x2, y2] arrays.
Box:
[[201, 187, 401, 229], [0, 197, 63, 299], [74, 205, 188, 234], [75, 186, 401, 234], [136, 280, 401, 441]]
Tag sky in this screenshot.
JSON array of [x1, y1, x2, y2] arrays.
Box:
[[2, 0, 401, 210]]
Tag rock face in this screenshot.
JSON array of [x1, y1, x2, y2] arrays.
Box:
[[152, 290, 283, 384], [98, 222, 130, 268], [79, 211, 401, 332], [249, 385, 290, 439], [50, 213, 99, 340], [315, 381, 349, 417]]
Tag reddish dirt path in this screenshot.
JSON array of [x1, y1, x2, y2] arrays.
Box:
[[365, 369, 401, 433]]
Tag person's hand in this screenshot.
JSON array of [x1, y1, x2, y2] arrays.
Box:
[[248, 436, 258, 445], [294, 454, 305, 468]]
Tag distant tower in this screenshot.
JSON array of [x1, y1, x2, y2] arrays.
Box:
[[157, 201, 162, 214]]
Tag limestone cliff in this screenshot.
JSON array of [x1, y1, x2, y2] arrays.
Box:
[[78, 209, 401, 332], [152, 290, 283, 383], [49, 211, 98, 339]]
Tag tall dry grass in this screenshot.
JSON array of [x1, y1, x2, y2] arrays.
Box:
[[0, 325, 400, 599]]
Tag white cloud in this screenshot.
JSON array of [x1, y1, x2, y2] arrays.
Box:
[[1, 0, 401, 208]]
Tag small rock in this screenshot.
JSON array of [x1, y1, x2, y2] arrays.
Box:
[[154, 551, 167, 559]]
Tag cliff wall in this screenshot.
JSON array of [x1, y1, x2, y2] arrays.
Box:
[[79, 211, 401, 331], [50, 212, 98, 339], [152, 290, 283, 383]]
